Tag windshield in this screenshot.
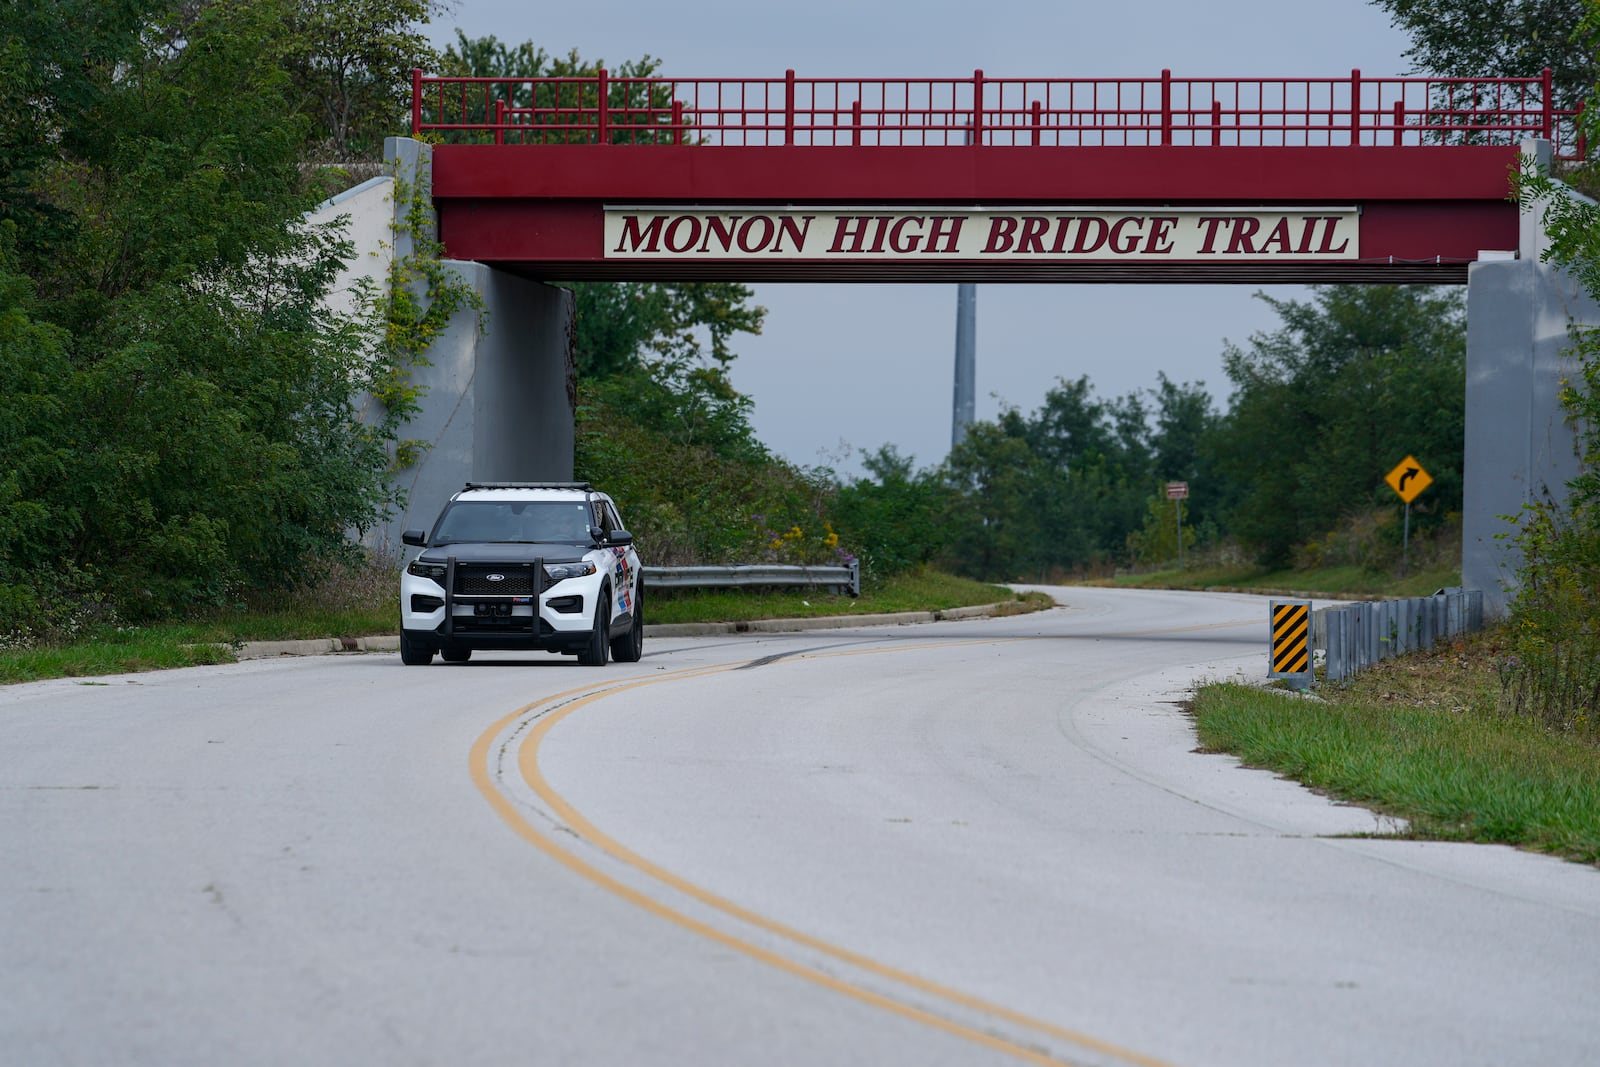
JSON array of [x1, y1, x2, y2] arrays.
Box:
[[431, 500, 593, 545]]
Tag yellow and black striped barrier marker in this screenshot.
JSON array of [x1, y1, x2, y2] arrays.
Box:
[[1270, 600, 1312, 684]]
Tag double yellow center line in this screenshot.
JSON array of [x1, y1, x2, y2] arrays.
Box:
[[469, 643, 1184, 1067]]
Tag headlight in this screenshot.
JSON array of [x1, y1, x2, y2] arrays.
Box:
[[407, 559, 447, 581], [544, 561, 597, 582]]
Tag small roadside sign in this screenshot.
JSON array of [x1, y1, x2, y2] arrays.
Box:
[[1384, 456, 1433, 504], [1385, 456, 1433, 576], [1269, 600, 1312, 687], [1164, 482, 1190, 569]]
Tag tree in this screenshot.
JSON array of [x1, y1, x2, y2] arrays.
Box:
[[941, 422, 1058, 580], [441, 32, 553, 82], [29, 0, 326, 325], [437, 31, 670, 144], [0, 0, 400, 628], [284, 0, 445, 162], [1128, 494, 1196, 567], [1213, 286, 1466, 564], [1147, 374, 1229, 539], [932, 380, 1154, 581], [832, 446, 950, 579], [1149, 374, 1216, 485], [443, 33, 768, 459], [569, 276, 764, 384], [0, 0, 153, 263], [0, 223, 80, 632], [1371, 1, 1600, 108], [1015, 378, 1158, 565], [1021, 376, 1117, 471]]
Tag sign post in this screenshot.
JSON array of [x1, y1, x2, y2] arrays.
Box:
[[1383, 456, 1433, 576], [1165, 482, 1189, 570]]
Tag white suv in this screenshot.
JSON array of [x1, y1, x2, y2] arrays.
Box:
[[398, 482, 642, 666]]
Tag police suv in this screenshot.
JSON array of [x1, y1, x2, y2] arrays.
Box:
[[398, 483, 642, 666]]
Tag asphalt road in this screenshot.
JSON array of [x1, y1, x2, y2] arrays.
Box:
[[2, 586, 1596, 1067]]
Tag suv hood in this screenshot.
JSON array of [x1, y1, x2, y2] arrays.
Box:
[[419, 542, 589, 563]]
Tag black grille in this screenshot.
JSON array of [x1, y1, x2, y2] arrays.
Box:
[[453, 616, 535, 634], [453, 564, 536, 596]]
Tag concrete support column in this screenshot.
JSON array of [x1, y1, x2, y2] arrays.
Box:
[[366, 138, 578, 554], [1462, 140, 1595, 616], [378, 267, 577, 553]]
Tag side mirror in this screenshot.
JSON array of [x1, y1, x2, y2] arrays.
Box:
[[401, 529, 428, 547], [607, 529, 635, 546]]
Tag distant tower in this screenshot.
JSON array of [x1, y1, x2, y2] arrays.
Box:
[[953, 114, 978, 450], [952, 282, 976, 448]]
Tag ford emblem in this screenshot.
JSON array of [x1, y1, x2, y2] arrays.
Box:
[[486, 573, 506, 582]]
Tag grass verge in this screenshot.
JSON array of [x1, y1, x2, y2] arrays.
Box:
[[0, 557, 401, 686], [1190, 631, 1600, 865], [0, 633, 240, 684], [0, 604, 399, 686], [1104, 561, 1460, 599], [648, 569, 1051, 625]]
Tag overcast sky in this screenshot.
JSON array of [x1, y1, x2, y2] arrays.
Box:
[[426, 1, 1415, 477]]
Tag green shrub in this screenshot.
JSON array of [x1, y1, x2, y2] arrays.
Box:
[[574, 384, 840, 565], [831, 446, 949, 581], [1500, 504, 1600, 739]]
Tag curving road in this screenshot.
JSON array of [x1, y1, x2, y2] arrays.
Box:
[[2, 587, 1596, 1067]]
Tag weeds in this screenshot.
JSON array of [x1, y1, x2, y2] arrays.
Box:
[[0, 553, 400, 685], [1293, 508, 1463, 575], [1498, 504, 1600, 741]]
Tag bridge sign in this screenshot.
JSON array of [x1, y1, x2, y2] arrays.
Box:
[[1384, 456, 1433, 503], [605, 207, 1359, 263]]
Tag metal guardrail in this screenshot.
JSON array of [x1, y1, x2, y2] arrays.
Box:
[[644, 561, 861, 598], [1312, 587, 1484, 683]]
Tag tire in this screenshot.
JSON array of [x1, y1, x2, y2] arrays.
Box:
[[440, 648, 471, 663], [577, 593, 610, 666], [399, 631, 434, 666], [610, 584, 643, 663]]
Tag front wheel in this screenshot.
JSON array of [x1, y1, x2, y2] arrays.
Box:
[[399, 631, 434, 666], [610, 585, 643, 663], [577, 594, 610, 666]]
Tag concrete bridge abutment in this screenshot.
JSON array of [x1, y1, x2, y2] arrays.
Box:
[[311, 138, 577, 556], [1462, 140, 1595, 617]]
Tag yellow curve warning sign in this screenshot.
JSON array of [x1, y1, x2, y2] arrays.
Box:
[[1270, 601, 1311, 676], [1384, 456, 1433, 504]]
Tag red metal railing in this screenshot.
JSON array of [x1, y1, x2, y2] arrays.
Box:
[[412, 68, 1586, 159]]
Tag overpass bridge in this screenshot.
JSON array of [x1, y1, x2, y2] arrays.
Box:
[[344, 68, 1592, 613], [413, 68, 1582, 284]]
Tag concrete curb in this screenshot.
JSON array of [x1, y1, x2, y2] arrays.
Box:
[[232, 602, 1020, 660], [234, 635, 400, 660], [644, 601, 1004, 638]]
